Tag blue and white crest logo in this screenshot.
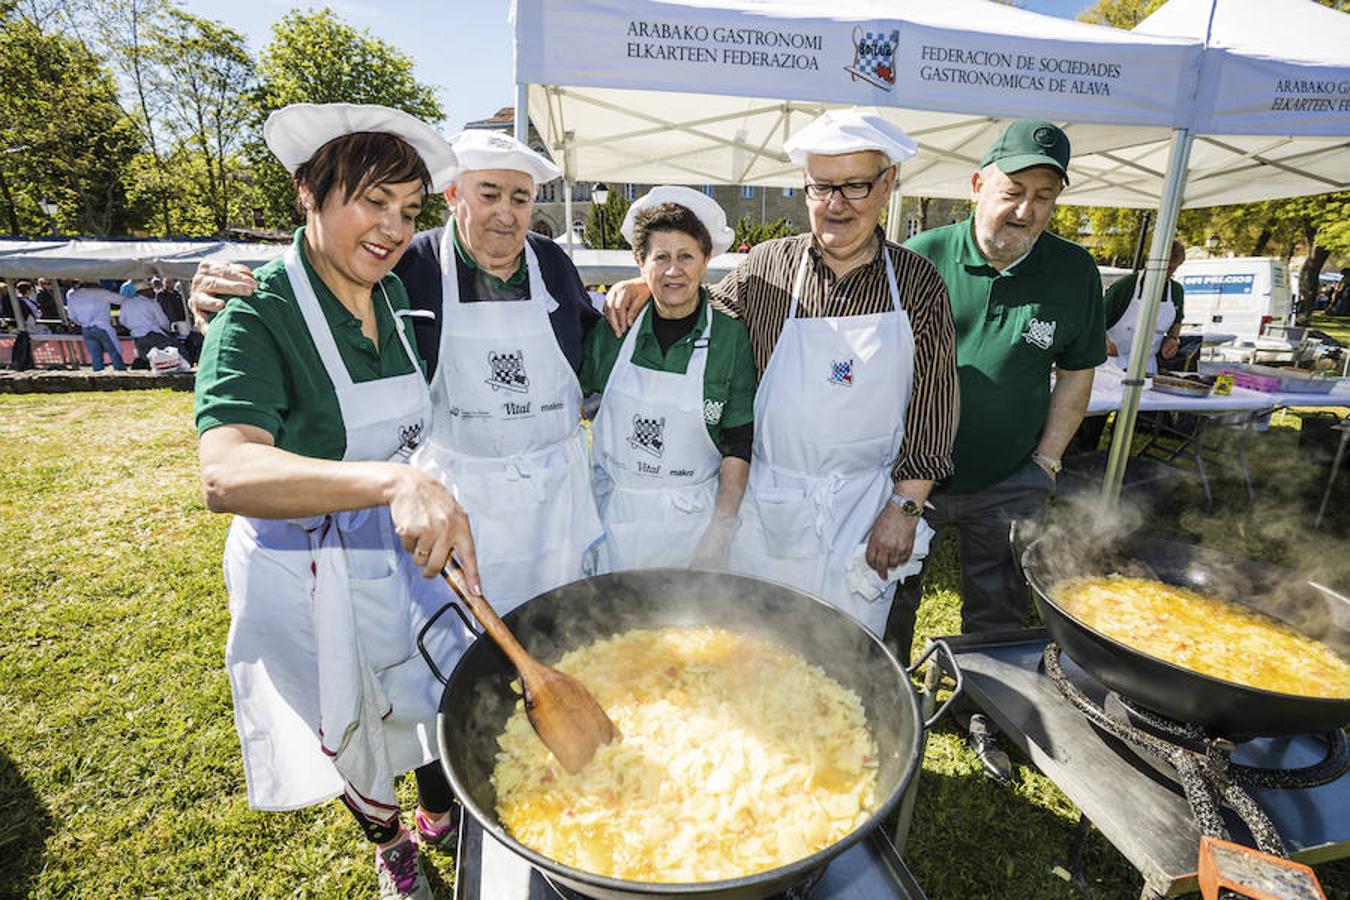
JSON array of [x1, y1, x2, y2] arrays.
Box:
[[627, 415, 665, 458], [828, 358, 855, 387], [845, 27, 899, 92], [486, 350, 529, 393]]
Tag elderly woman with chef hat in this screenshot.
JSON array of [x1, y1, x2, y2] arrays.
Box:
[[194, 103, 476, 900], [581, 186, 756, 572]]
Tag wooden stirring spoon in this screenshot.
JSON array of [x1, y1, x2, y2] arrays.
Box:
[[441, 567, 618, 774]]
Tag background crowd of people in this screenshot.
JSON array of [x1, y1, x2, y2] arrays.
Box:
[[1, 275, 195, 371]]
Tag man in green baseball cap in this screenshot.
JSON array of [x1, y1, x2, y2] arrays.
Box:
[[979, 119, 1071, 185], [891, 119, 1106, 782]]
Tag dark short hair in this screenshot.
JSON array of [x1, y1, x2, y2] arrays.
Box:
[[293, 131, 431, 214], [1170, 240, 1185, 265], [631, 202, 712, 260], [16, 280, 32, 293]]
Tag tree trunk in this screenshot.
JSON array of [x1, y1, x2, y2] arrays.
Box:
[[0, 163, 21, 236], [1249, 225, 1272, 257], [1295, 244, 1330, 327], [918, 197, 931, 233]]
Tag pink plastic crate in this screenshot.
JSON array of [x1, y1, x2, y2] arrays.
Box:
[[1221, 369, 1281, 392]]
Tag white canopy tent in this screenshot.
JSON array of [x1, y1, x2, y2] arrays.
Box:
[[0, 238, 288, 282], [512, 0, 1349, 507], [513, 0, 1343, 208], [0, 239, 289, 326]]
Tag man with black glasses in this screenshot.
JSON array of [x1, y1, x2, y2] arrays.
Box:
[[605, 108, 958, 638]]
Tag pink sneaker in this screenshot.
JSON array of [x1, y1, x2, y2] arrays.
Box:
[[414, 803, 460, 852], [375, 831, 432, 900]]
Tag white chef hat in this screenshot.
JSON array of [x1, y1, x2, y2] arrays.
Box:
[[783, 108, 918, 167], [449, 129, 561, 185], [620, 185, 736, 259], [264, 103, 458, 192]]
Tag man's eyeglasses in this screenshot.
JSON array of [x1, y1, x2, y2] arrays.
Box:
[[803, 169, 889, 201]]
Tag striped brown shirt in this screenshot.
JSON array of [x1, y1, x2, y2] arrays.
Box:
[[709, 229, 958, 483]]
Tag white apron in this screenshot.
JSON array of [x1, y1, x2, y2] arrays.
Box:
[[591, 303, 722, 571], [1106, 276, 1178, 375], [411, 230, 602, 615], [728, 247, 921, 637], [222, 246, 468, 819]]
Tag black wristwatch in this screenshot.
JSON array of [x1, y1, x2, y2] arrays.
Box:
[[888, 490, 923, 517]]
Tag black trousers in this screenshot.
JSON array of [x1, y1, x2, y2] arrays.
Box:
[[343, 762, 456, 844], [885, 459, 1054, 665]]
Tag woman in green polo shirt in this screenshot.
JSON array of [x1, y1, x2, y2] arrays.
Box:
[[194, 104, 475, 900], [583, 186, 756, 572]]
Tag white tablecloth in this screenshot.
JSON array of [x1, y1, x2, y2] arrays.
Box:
[[1086, 374, 1274, 417]]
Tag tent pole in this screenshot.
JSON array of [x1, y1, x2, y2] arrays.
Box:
[[514, 83, 529, 144], [53, 282, 71, 329], [884, 164, 904, 243], [6, 282, 25, 332], [564, 178, 575, 259], [561, 128, 576, 260], [1101, 127, 1194, 509]]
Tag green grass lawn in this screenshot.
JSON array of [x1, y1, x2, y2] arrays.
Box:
[[1312, 312, 1350, 349], [1, 391, 1347, 898]]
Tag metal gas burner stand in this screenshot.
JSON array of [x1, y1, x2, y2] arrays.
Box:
[[926, 628, 1350, 899], [453, 811, 928, 900]]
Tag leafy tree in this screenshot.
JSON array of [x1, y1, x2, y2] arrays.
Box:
[[0, 12, 140, 236], [84, 0, 177, 233], [1181, 194, 1350, 325], [583, 190, 630, 251], [249, 9, 445, 230], [732, 215, 795, 248], [1077, 0, 1166, 27], [1049, 205, 1151, 266], [46, 0, 259, 237], [149, 8, 254, 235], [1082, 0, 1345, 25]]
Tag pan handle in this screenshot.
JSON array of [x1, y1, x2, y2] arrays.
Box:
[[416, 598, 483, 686], [906, 639, 963, 730]]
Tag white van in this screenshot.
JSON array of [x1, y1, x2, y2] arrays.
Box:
[[1172, 257, 1294, 341]]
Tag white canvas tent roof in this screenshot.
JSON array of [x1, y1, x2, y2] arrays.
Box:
[[1138, 0, 1350, 136], [514, 0, 1347, 206], [0, 239, 287, 282], [1127, 0, 1350, 205]]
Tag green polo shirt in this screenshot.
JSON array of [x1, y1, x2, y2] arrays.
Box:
[[905, 221, 1105, 494], [450, 217, 528, 298], [1103, 271, 1184, 330], [580, 290, 756, 447], [195, 227, 424, 460]]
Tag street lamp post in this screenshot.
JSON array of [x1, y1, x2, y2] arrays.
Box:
[[592, 183, 609, 250], [38, 197, 58, 237]]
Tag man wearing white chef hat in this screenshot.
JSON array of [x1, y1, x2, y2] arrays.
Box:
[[606, 108, 958, 639], [393, 128, 604, 616], [189, 126, 603, 618]]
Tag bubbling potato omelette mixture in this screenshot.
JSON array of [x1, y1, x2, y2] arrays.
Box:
[[491, 626, 879, 882], [1052, 575, 1350, 699]]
